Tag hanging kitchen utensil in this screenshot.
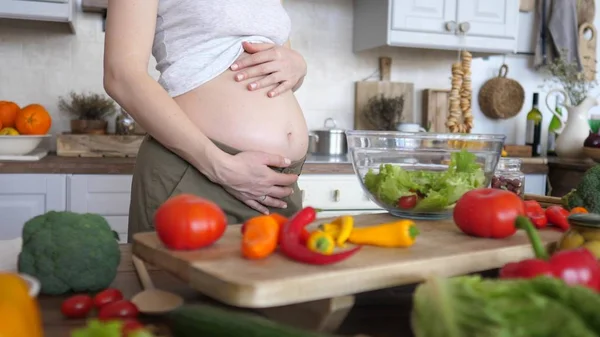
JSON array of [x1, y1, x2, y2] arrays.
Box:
[[577, 0, 595, 26], [579, 22, 597, 82], [478, 64, 525, 119], [354, 57, 414, 130]]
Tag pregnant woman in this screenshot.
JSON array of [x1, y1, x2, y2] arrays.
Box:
[[103, 0, 309, 241]]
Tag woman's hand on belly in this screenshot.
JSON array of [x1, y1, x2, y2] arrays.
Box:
[[231, 41, 307, 98], [214, 150, 299, 214]]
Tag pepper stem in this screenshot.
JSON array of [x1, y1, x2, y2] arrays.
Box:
[[515, 215, 549, 260], [409, 225, 420, 239]]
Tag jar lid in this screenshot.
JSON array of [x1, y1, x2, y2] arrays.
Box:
[[568, 213, 600, 228]]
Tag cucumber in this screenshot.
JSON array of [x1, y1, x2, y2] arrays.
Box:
[[168, 304, 333, 337]]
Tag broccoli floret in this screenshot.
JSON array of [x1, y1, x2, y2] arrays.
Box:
[[17, 211, 121, 295], [563, 165, 600, 213]]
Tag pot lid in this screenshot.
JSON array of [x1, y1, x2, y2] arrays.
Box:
[[313, 118, 345, 133], [568, 213, 600, 228]]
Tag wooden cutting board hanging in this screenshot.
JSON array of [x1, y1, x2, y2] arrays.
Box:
[[579, 22, 597, 82], [354, 57, 414, 130]]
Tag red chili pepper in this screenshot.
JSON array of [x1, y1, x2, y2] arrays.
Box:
[[545, 205, 570, 231], [279, 207, 361, 265], [499, 216, 600, 292], [523, 200, 548, 229]]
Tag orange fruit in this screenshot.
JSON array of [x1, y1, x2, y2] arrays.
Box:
[[0, 101, 19, 128], [15, 104, 52, 135]]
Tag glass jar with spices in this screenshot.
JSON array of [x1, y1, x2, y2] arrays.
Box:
[[491, 158, 525, 197], [556, 213, 600, 259]]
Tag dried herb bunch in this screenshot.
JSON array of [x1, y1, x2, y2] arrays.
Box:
[[364, 94, 405, 130], [59, 91, 117, 120], [541, 50, 597, 106]]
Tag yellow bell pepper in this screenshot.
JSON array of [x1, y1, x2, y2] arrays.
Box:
[[306, 231, 336, 255], [347, 220, 419, 248], [0, 273, 44, 337], [318, 216, 354, 247]]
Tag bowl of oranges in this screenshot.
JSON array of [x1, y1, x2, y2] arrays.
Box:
[[0, 101, 52, 156]]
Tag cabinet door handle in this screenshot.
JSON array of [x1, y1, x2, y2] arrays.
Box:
[[445, 20, 457, 32], [333, 189, 341, 202], [458, 21, 470, 33]]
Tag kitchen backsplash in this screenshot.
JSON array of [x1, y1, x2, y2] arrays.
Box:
[[1, 0, 599, 152]]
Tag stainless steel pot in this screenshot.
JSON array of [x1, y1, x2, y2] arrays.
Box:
[[311, 118, 348, 156], [308, 133, 318, 153]]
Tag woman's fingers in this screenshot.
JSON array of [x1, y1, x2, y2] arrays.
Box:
[[248, 73, 281, 91], [244, 199, 270, 215], [231, 48, 275, 71], [260, 196, 287, 209], [267, 186, 294, 198], [267, 81, 293, 98], [235, 63, 278, 82]]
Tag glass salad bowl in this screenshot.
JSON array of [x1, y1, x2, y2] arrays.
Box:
[[346, 131, 506, 219]]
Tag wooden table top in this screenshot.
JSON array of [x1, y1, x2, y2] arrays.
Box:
[[133, 213, 562, 309]]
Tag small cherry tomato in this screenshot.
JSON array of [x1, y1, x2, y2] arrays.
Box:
[[98, 300, 139, 320], [93, 288, 124, 308], [397, 195, 417, 209], [61, 294, 94, 319], [121, 319, 145, 335]]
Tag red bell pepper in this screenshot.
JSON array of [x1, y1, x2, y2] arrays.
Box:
[[279, 206, 361, 265], [499, 216, 600, 292], [523, 200, 547, 229], [545, 205, 570, 231]]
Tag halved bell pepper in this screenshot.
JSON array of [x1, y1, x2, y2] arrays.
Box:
[[319, 215, 354, 247], [306, 231, 336, 255], [0, 273, 44, 337]]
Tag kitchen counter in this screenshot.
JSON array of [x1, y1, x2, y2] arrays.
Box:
[[0, 154, 549, 175], [0, 154, 356, 175]]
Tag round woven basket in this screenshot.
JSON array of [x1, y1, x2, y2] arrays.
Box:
[[478, 64, 525, 119]]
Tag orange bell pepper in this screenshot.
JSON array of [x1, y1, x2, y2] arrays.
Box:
[[0, 273, 44, 337], [241, 215, 280, 260]]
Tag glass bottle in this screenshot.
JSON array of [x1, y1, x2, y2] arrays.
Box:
[[491, 158, 525, 198], [526, 93, 543, 157]]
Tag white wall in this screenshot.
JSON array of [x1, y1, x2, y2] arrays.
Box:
[[0, 0, 598, 153]]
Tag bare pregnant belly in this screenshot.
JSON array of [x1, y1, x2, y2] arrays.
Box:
[[173, 53, 309, 161]]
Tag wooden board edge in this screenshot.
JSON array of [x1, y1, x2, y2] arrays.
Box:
[[188, 242, 560, 309]]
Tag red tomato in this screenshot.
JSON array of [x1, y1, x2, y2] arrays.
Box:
[[93, 288, 124, 308], [397, 195, 417, 209], [121, 319, 145, 335], [154, 194, 228, 250], [61, 294, 93, 319], [97, 300, 139, 321], [453, 188, 525, 239]]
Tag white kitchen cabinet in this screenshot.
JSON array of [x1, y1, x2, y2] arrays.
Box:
[[0, 174, 67, 240], [524, 174, 547, 196], [0, 0, 76, 32], [354, 0, 520, 53], [298, 175, 383, 216], [67, 175, 133, 243]]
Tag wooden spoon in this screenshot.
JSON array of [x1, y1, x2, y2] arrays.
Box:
[[131, 255, 184, 315]]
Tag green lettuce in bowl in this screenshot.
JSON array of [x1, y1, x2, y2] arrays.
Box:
[[363, 150, 486, 213]]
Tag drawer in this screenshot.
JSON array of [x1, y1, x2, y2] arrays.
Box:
[[105, 215, 128, 244], [298, 175, 381, 210]]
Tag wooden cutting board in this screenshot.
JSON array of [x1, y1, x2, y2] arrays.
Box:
[[422, 88, 450, 133], [132, 213, 561, 309], [579, 22, 597, 82], [354, 57, 415, 130]]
